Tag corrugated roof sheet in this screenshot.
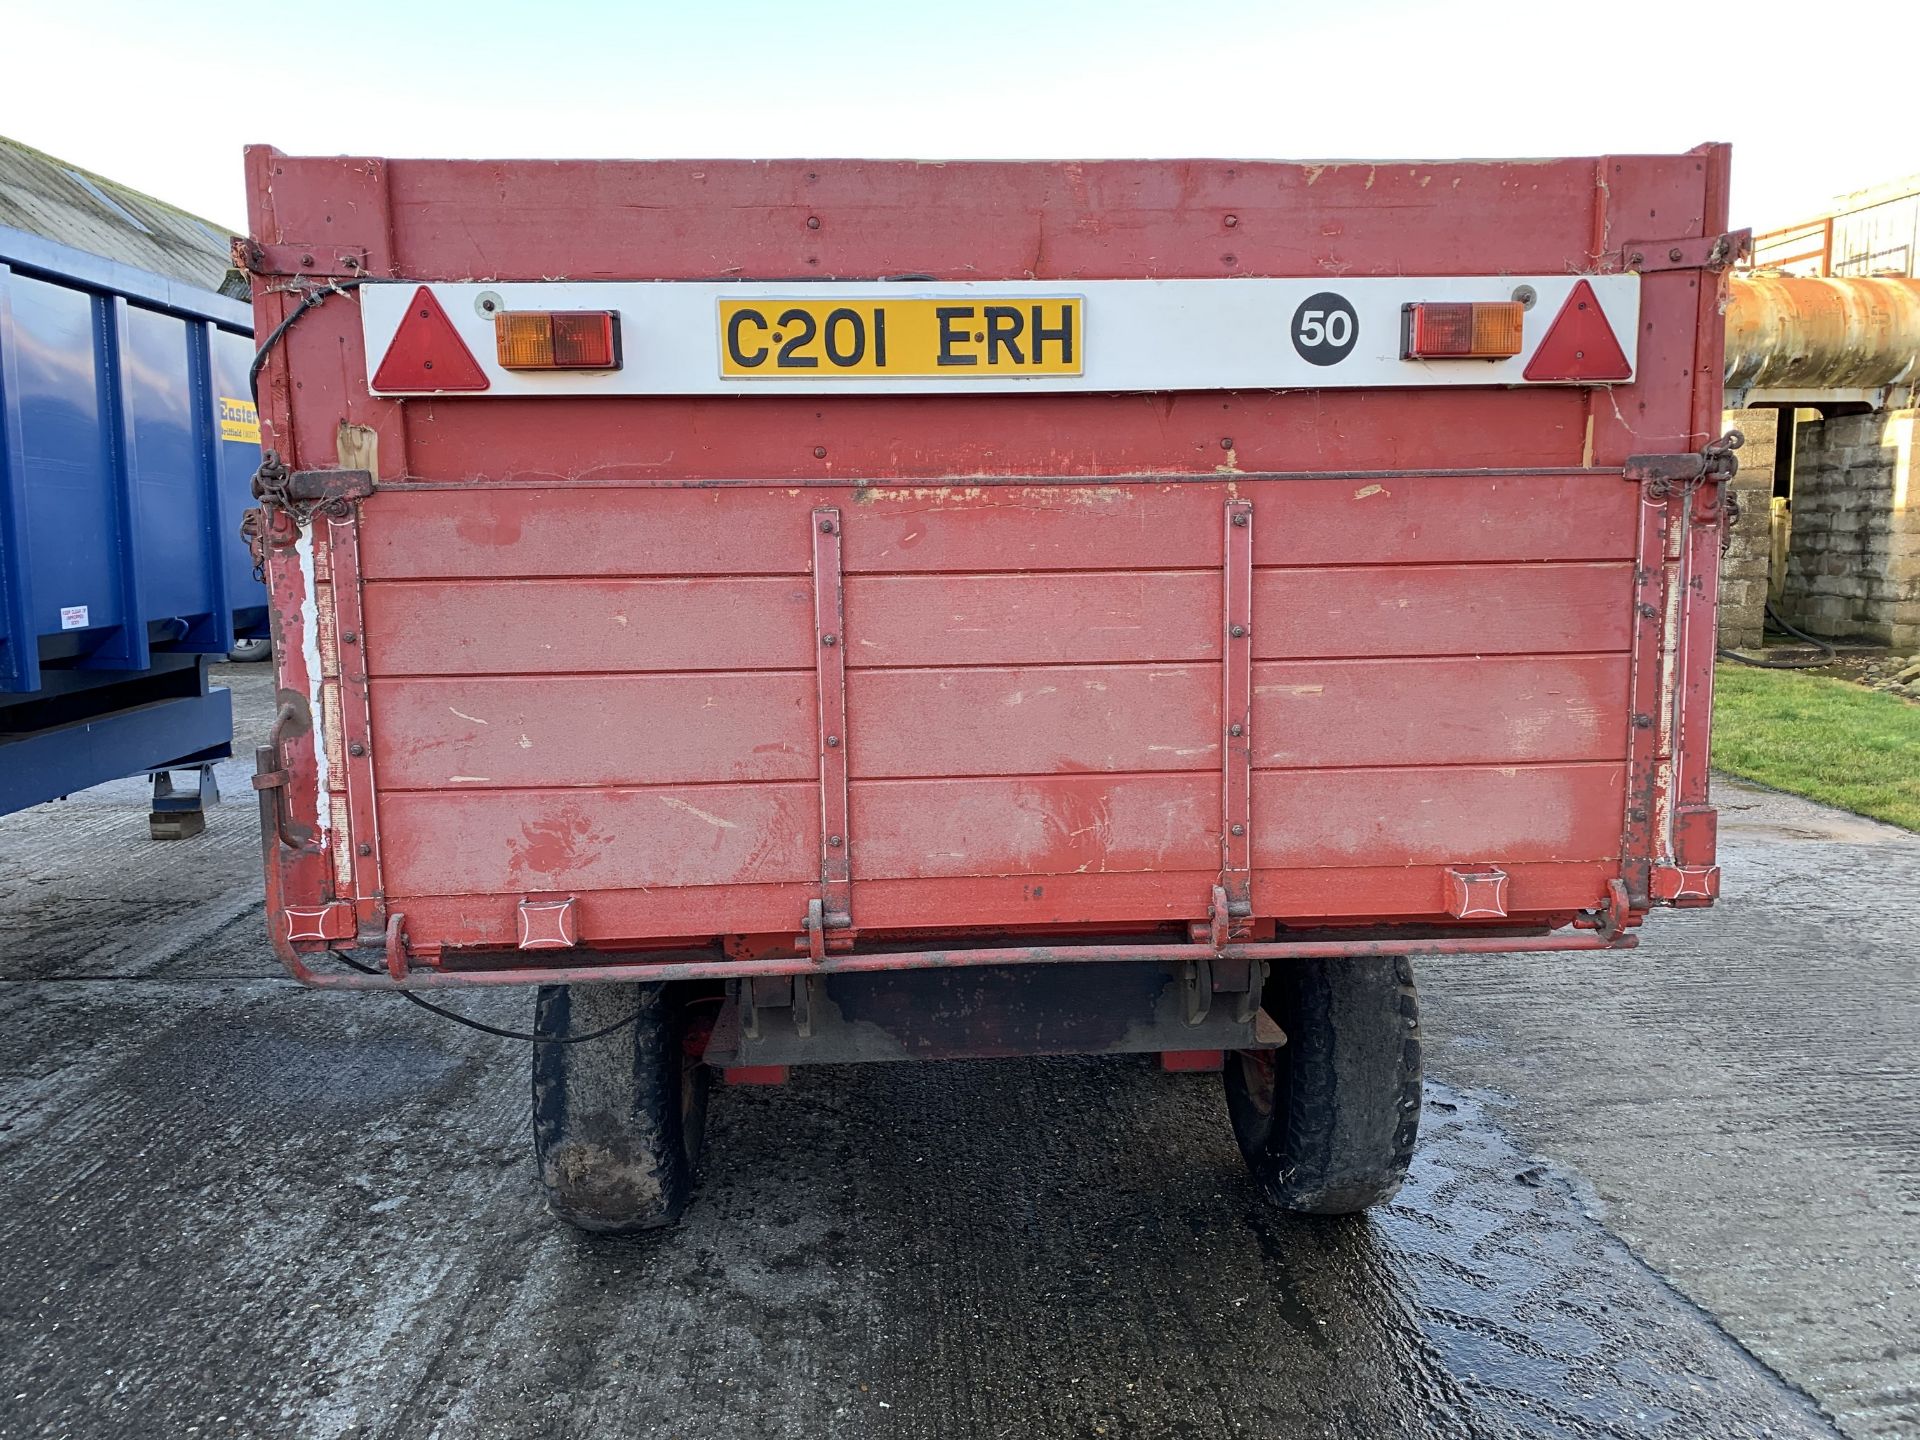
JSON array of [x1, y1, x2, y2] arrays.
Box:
[[0, 134, 244, 295]]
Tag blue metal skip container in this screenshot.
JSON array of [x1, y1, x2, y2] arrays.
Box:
[[0, 224, 266, 824]]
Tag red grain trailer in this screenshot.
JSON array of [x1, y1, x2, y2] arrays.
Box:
[[242, 145, 1740, 1230]]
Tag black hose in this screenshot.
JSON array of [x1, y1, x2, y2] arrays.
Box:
[[1717, 601, 1840, 670]]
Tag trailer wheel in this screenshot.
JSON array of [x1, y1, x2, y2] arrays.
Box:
[[532, 982, 709, 1233], [1223, 956, 1421, 1216]]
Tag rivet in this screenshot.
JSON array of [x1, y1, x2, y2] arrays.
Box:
[[819, 519, 835, 533], [341, 631, 358, 644], [1629, 252, 1644, 267], [1669, 247, 1684, 262], [1228, 723, 1244, 737], [807, 216, 821, 230], [1229, 624, 1247, 638], [1224, 214, 1239, 228], [1231, 513, 1248, 527], [300, 254, 314, 267], [827, 834, 843, 847], [813, 446, 828, 459], [1220, 436, 1234, 450], [826, 735, 840, 747], [357, 842, 372, 856], [1230, 823, 1245, 836], [821, 633, 837, 646], [348, 742, 366, 756]]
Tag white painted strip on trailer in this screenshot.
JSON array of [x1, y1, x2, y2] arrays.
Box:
[[359, 277, 1641, 397]]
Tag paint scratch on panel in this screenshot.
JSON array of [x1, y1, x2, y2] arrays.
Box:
[[449, 775, 491, 783], [660, 795, 737, 829], [1353, 484, 1388, 500], [448, 706, 490, 725]]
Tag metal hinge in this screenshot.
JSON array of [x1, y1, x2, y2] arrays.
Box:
[[1618, 230, 1751, 274], [251, 459, 375, 537], [1623, 430, 1744, 489]]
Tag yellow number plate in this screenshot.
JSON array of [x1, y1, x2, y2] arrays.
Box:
[[719, 297, 1083, 379]]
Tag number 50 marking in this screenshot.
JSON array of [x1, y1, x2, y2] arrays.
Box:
[[1296, 310, 1353, 347]]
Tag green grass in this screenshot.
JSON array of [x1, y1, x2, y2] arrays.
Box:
[[1713, 663, 1920, 831]]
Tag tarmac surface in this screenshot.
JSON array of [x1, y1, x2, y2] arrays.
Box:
[[0, 664, 1913, 1440]]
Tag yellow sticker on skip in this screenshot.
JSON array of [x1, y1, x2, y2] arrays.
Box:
[[719, 297, 1083, 379], [219, 397, 261, 445]]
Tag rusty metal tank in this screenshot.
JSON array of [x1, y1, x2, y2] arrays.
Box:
[[1725, 273, 1920, 401]]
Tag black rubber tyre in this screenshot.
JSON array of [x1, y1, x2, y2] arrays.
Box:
[[532, 982, 709, 1233], [1223, 955, 1421, 1215]]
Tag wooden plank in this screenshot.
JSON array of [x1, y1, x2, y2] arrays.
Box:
[[1252, 656, 1630, 769], [359, 476, 1635, 581], [850, 774, 1217, 880], [370, 673, 817, 789], [848, 663, 1217, 778], [359, 487, 812, 579], [379, 782, 817, 897], [385, 388, 1591, 488], [1246, 474, 1636, 565], [1252, 762, 1625, 867], [1254, 860, 1614, 923], [845, 572, 1219, 668], [1251, 562, 1632, 658], [362, 577, 815, 675]]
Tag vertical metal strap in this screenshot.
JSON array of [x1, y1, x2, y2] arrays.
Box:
[[326, 513, 386, 937], [812, 508, 852, 931], [97, 295, 151, 670], [183, 318, 233, 653], [0, 264, 40, 692], [1619, 479, 1673, 907], [1221, 500, 1254, 928]]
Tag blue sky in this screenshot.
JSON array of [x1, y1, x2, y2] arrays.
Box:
[[0, 0, 1907, 233]]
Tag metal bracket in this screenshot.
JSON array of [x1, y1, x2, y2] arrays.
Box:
[[1619, 230, 1751, 274], [1219, 500, 1254, 933], [811, 508, 853, 940], [517, 898, 579, 950], [1651, 864, 1721, 905], [235, 239, 371, 280], [1445, 866, 1510, 920], [284, 903, 356, 943]]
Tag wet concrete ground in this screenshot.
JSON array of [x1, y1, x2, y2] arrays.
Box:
[[0, 665, 1911, 1439]]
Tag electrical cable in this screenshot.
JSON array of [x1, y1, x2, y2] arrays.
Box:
[[1717, 600, 1841, 670], [247, 277, 378, 410], [332, 953, 642, 1045]]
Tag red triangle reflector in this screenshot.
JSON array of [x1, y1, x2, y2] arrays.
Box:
[[1523, 279, 1631, 382], [372, 287, 490, 392]]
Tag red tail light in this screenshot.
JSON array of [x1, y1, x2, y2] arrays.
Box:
[[495, 311, 622, 370], [1401, 301, 1524, 360]]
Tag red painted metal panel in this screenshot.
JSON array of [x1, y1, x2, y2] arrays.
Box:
[[359, 487, 813, 579], [1250, 563, 1633, 659], [1252, 763, 1626, 868], [847, 664, 1217, 778], [389, 390, 1595, 486], [379, 783, 818, 896], [360, 475, 1635, 583], [850, 774, 1217, 881], [1251, 656, 1631, 768], [845, 571, 1220, 668], [359, 156, 1607, 282], [370, 673, 817, 789], [362, 578, 814, 675]]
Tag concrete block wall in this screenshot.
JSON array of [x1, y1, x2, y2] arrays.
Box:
[[1776, 408, 1920, 651], [1718, 407, 1778, 651]]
